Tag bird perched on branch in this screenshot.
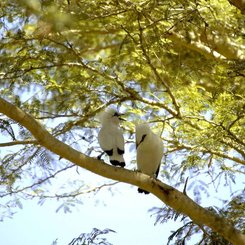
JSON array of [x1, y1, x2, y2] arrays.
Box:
[[136, 123, 164, 194], [98, 108, 125, 168]]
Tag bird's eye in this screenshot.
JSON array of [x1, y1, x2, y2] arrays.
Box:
[[113, 112, 119, 117]]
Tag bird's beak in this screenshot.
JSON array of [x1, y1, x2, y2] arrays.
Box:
[[118, 113, 126, 121], [115, 112, 126, 121], [119, 116, 126, 121]]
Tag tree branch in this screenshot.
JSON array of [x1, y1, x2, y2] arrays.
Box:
[[23, 182, 119, 200], [137, 15, 181, 117], [0, 140, 37, 147], [166, 139, 245, 166], [0, 164, 75, 198], [228, 0, 245, 13], [165, 30, 245, 60], [0, 97, 244, 245], [165, 31, 226, 60]]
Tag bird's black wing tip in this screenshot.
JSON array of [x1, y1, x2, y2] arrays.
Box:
[[105, 149, 113, 156], [138, 188, 150, 194], [117, 148, 124, 155]]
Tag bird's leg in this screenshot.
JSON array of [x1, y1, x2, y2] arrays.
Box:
[[136, 170, 151, 194], [97, 151, 105, 160]]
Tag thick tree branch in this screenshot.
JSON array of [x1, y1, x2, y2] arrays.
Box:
[[0, 97, 244, 245], [165, 31, 245, 60], [228, 0, 245, 13], [165, 31, 226, 60]]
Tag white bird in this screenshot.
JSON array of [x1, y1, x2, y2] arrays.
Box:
[[98, 108, 125, 168], [136, 123, 164, 194]]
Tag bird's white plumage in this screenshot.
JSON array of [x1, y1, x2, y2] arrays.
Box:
[[136, 123, 164, 194], [98, 108, 125, 167]]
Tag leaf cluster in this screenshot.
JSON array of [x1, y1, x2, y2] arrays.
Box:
[[66, 228, 115, 245], [150, 191, 244, 244]]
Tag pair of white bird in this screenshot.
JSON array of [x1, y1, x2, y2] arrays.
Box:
[[98, 108, 164, 194]]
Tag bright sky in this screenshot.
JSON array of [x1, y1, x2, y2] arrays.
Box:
[[0, 175, 177, 245], [1, 160, 242, 245], [0, 135, 175, 245]]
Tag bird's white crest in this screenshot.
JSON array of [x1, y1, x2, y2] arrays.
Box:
[[136, 123, 164, 194], [99, 108, 121, 126], [98, 108, 125, 168]]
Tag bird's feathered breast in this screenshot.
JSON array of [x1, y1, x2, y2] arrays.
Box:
[[136, 132, 163, 175], [98, 125, 124, 151]]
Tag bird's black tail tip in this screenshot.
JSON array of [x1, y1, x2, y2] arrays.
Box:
[[110, 160, 125, 168], [138, 188, 149, 194]]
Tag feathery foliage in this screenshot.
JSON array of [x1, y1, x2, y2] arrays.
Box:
[[0, 0, 244, 243]]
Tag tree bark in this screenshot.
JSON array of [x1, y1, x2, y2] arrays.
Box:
[[228, 0, 245, 13], [0, 97, 244, 245]]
